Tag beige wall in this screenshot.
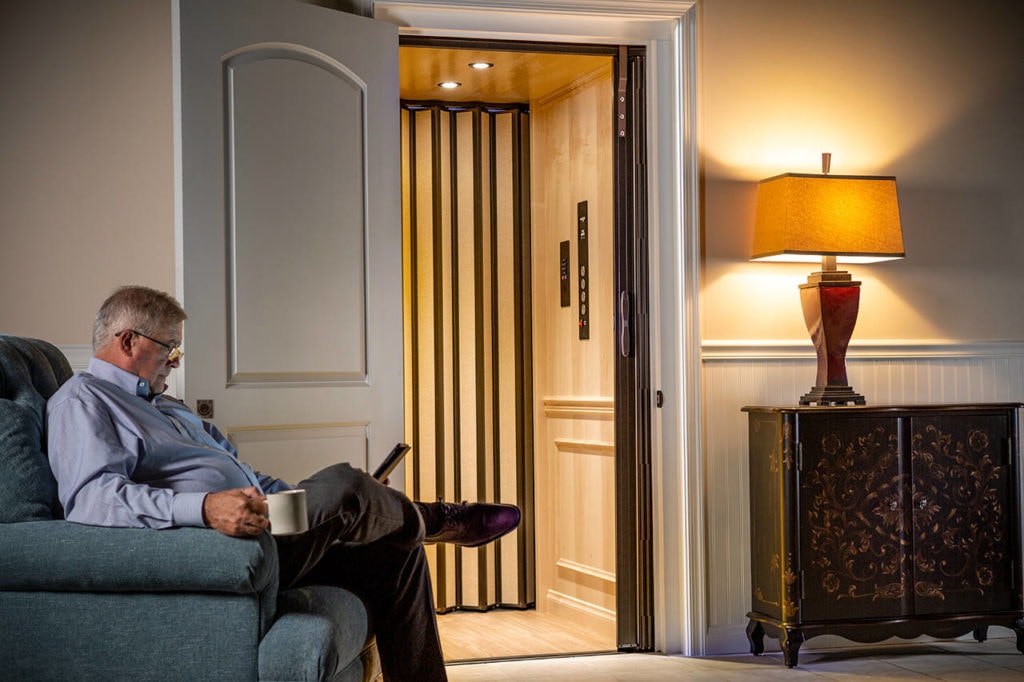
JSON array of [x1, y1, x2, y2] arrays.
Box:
[[700, 0, 1024, 343], [0, 1, 174, 345]]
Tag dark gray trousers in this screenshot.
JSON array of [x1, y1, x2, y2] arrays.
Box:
[[274, 463, 446, 682]]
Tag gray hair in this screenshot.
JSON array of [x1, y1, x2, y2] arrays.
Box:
[[93, 285, 188, 351]]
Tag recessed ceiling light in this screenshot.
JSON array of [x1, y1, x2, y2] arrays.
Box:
[[468, 62, 494, 70], [438, 81, 461, 89]]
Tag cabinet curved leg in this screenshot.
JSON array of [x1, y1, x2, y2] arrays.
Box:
[[746, 620, 765, 656], [972, 627, 987, 643], [780, 628, 804, 668]]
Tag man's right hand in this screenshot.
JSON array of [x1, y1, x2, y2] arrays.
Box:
[[202, 487, 270, 537]]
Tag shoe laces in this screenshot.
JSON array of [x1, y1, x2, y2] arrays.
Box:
[[437, 500, 470, 526]]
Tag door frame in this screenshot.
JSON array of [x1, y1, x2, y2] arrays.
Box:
[[374, 0, 704, 656]]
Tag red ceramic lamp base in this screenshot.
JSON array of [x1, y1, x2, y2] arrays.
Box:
[[798, 274, 865, 406]]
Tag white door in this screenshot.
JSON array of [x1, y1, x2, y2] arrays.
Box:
[[177, 0, 402, 485]]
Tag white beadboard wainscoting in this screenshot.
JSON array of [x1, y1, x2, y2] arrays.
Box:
[[62, 345, 92, 373], [700, 339, 1024, 655]]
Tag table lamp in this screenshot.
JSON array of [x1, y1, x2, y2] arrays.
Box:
[[751, 154, 904, 405]]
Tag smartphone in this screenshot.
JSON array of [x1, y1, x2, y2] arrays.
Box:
[[373, 443, 411, 482]]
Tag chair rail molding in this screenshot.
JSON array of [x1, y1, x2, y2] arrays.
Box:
[[702, 338, 1024, 360]]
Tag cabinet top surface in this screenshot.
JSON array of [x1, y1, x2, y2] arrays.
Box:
[[743, 403, 1024, 414]]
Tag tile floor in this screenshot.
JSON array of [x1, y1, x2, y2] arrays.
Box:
[[446, 637, 1024, 680]]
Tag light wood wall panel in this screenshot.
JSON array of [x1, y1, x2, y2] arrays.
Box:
[[530, 62, 616, 643], [701, 342, 1024, 654]]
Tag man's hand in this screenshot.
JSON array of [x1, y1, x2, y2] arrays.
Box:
[[202, 487, 269, 537]]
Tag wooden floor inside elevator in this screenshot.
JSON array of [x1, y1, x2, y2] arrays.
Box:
[[438, 608, 616, 661]]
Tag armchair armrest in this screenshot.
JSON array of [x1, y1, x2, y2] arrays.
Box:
[[0, 520, 278, 594]]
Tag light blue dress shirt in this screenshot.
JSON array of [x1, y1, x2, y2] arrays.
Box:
[[47, 358, 290, 529]]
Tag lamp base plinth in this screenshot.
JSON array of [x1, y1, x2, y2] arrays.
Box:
[[799, 385, 866, 406]]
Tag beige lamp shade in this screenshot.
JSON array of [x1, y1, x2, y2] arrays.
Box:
[[751, 173, 904, 264]]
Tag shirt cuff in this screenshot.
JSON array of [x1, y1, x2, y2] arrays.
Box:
[[171, 492, 209, 527]]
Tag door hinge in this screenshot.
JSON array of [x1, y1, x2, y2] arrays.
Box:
[[800, 570, 806, 600], [797, 442, 804, 471]]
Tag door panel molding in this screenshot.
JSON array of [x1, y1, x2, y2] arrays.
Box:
[[223, 43, 370, 386], [228, 422, 370, 484]]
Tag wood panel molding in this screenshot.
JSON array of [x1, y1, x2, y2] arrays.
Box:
[[547, 589, 616, 623], [534, 63, 613, 108], [553, 438, 615, 456], [542, 396, 614, 420], [556, 558, 616, 584]]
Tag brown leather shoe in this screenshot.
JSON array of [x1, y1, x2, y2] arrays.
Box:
[[418, 501, 521, 547]]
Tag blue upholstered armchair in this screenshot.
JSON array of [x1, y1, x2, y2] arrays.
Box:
[[0, 335, 379, 681]]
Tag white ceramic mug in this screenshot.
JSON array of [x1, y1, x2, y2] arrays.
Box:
[[265, 489, 308, 536]]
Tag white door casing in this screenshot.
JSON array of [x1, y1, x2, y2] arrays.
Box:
[[175, 0, 403, 485], [372, 0, 703, 656]]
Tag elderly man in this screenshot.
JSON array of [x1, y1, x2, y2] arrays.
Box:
[[46, 285, 520, 682]]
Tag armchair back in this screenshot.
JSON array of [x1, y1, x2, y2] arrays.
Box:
[[0, 334, 72, 522]]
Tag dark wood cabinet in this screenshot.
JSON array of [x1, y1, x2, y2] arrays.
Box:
[[744, 404, 1024, 667]]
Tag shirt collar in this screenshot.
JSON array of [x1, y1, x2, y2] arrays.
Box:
[[87, 357, 152, 399]]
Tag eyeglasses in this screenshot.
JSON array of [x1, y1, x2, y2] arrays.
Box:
[[117, 329, 184, 362]]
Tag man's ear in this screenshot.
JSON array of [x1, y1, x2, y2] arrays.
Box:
[[116, 330, 135, 357]]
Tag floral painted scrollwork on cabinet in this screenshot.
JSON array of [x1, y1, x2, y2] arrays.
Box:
[[798, 417, 906, 621], [911, 416, 1013, 615]]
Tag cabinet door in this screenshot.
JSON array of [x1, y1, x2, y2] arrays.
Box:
[[798, 414, 908, 621], [748, 412, 791, 622], [911, 411, 1017, 615]]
